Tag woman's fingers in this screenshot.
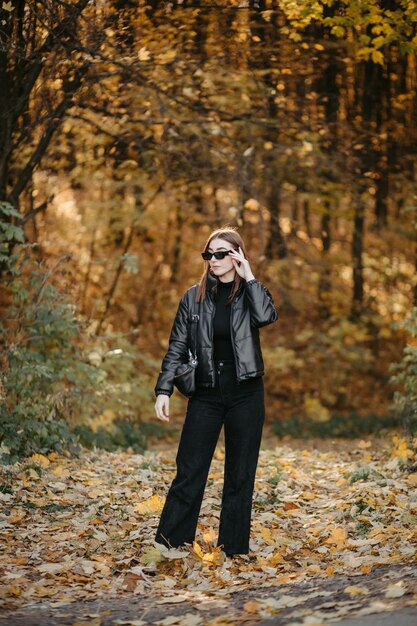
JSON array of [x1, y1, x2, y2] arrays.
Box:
[[162, 397, 169, 419], [155, 395, 170, 421], [156, 405, 168, 421], [230, 247, 246, 264], [230, 249, 241, 259]]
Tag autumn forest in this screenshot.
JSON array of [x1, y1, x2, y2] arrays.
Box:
[[2, 0, 417, 450], [2, 1, 417, 622]]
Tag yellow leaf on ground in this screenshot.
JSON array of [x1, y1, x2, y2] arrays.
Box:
[[269, 551, 285, 565], [87, 488, 106, 498], [202, 527, 217, 543], [28, 468, 41, 480], [7, 585, 22, 597], [344, 585, 369, 595], [34, 586, 58, 597], [193, 541, 204, 560], [324, 527, 348, 549], [207, 472, 223, 480], [243, 600, 261, 613], [28, 453, 50, 467], [134, 493, 164, 515], [51, 465, 70, 476], [192, 541, 222, 565], [8, 509, 26, 525]]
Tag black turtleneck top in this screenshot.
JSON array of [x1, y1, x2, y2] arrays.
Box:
[[213, 279, 235, 361]]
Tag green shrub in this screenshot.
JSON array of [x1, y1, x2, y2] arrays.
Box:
[[271, 411, 403, 439], [0, 269, 163, 461], [0, 261, 103, 461], [71, 419, 174, 454], [389, 307, 417, 434], [0, 202, 163, 462]]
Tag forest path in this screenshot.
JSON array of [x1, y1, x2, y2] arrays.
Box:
[[1, 562, 416, 625], [1, 430, 416, 625]]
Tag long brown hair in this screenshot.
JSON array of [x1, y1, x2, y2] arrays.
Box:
[[196, 227, 248, 304]]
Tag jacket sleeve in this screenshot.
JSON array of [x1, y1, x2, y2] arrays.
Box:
[[154, 293, 190, 397], [244, 279, 278, 329]]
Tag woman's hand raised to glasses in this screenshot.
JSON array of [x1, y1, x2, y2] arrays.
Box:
[[228, 246, 255, 282], [155, 394, 170, 421]]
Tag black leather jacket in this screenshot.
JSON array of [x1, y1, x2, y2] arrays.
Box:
[[154, 273, 278, 397]]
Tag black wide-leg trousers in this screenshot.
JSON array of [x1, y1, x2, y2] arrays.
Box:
[[155, 360, 265, 555]]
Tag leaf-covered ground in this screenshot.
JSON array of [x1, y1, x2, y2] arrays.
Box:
[[1, 430, 417, 625]]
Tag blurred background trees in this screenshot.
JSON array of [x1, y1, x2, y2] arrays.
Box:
[[1, 0, 417, 459]]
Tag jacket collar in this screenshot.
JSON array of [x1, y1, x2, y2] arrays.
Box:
[[207, 272, 244, 296]]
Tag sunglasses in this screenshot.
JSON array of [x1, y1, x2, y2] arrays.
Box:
[[201, 250, 235, 261]]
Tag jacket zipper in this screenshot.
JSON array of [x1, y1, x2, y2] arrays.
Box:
[[230, 295, 239, 382], [209, 297, 215, 387]]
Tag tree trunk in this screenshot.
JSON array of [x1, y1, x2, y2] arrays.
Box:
[[351, 188, 366, 320], [303, 199, 312, 238], [318, 203, 331, 315], [265, 180, 287, 259], [170, 203, 183, 283]]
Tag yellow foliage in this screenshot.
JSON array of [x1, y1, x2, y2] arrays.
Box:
[[4, 430, 417, 614], [391, 435, 415, 462], [324, 527, 348, 550], [344, 585, 369, 595], [7, 585, 22, 597], [138, 46, 151, 61], [243, 600, 261, 613], [51, 465, 70, 476], [134, 493, 164, 515], [304, 396, 330, 423], [90, 409, 116, 433], [371, 49, 384, 64], [28, 453, 50, 468], [202, 527, 217, 543], [192, 541, 223, 565], [193, 540, 204, 560], [268, 551, 285, 565], [244, 198, 260, 211]]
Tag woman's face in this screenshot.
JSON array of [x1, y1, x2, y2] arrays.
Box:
[[207, 237, 236, 279]]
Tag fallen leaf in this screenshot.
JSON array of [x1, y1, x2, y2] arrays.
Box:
[[385, 581, 406, 598], [344, 585, 369, 595], [134, 493, 164, 515]]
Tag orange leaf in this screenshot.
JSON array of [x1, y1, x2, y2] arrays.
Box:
[[283, 501, 300, 511]]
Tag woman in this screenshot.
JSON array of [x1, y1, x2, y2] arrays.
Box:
[[154, 226, 278, 557]]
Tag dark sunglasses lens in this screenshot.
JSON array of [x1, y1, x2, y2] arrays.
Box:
[[201, 250, 232, 260]]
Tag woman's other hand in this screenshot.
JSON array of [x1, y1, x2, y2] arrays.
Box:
[[155, 394, 170, 421], [229, 246, 255, 282]]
